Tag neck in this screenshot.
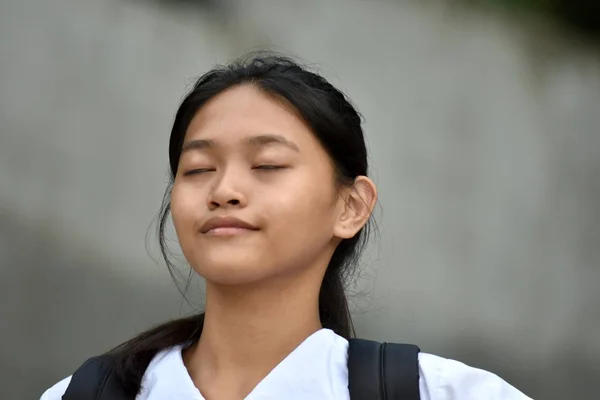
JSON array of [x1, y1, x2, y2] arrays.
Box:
[[184, 271, 323, 399]]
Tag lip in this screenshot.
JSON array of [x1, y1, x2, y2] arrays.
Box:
[[200, 216, 259, 234]]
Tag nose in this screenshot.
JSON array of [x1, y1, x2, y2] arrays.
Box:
[[207, 168, 247, 210]]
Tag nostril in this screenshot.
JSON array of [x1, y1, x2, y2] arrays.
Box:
[[228, 199, 240, 205]]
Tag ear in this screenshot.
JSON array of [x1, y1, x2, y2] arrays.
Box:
[[333, 176, 378, 239]]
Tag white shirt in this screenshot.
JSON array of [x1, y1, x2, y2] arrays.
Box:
[[41, 329, 531, 399]]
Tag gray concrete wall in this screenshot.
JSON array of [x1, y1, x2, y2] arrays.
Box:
[[1, 0, 599, 398]]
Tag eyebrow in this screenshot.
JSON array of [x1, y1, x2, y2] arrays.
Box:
[[246, 134, 300, 152], [181, 139, 215, 153], [181, 134, 300, 153]]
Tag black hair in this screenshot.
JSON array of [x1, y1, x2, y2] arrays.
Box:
[[107, 52, 372, 396]]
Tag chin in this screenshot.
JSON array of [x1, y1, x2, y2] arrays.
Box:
[[191, 256, 274, 286]]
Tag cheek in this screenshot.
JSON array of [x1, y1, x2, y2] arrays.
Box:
[[170, 183, 201, 238], [261, 189, 337, 272], [266, 178, 338, 241]]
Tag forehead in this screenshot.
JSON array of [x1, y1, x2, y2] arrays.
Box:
[[184, 84, 314, 147]]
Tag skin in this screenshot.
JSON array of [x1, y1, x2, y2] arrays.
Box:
[[170, 84, 377, 399]]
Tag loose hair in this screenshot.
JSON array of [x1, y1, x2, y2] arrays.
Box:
[[108, 52, 373, 396]]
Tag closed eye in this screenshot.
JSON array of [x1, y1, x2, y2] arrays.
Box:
[[183, 168, 215, 176], [253, 165, 285, 170]]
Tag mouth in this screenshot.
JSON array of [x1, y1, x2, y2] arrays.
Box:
[[204, 226, 256, 236], [200, 216, 259, 236]]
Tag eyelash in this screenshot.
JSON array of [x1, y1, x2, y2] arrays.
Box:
[[183, 165, 284, 176], [183, 168, 214, 176], [253, 165, 284, 170]]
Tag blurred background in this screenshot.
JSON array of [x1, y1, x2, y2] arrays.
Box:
[[1, 0, 599, 398]]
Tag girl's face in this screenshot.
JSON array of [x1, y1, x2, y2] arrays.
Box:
[[171, 84, 346, 285]]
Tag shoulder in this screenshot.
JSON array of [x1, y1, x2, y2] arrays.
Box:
[[39, 346, 183, 400], [40, 355, 117, 399], [40, 376, 72, 400], [417, 353, 532, 400]]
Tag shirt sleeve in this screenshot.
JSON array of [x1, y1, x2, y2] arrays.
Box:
[[418, 353, 533, 400], [40, 376, 72, 400]]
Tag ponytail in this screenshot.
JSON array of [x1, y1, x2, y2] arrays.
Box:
[[319, 244, 357, 339], [108, 314, 204, 396]]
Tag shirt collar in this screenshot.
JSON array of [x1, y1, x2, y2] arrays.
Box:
[[139, 328, 349, 400]]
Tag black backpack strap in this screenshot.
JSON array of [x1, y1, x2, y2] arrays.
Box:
[[62, 355, 131, 400], [348, 338, 421, 400]]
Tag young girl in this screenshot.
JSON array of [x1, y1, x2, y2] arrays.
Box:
[[41, 54, 531, 400]]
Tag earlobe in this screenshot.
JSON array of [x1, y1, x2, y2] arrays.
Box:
[[334, 176, 377, 239]]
